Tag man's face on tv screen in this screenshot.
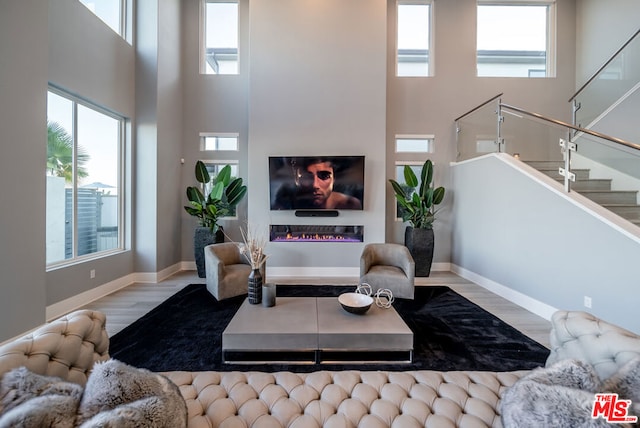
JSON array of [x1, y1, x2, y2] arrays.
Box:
[[304, 162, 334, 207]]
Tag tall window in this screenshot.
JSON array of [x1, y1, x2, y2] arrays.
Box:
[[397, 0, 432, 77], [477, 1, 555, 77], [78, 0, 125, 37], [201, 0, 239, 75], [46, 89, 124, 266]]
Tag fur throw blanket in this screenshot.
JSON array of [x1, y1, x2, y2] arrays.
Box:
[[0, 360, 187, 428], [501, 358, 640, 428]]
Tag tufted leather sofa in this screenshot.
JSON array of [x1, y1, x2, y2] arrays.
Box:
[[1, 309, 639, 427]]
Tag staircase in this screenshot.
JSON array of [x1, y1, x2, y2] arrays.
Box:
[[526, 160, 640, 226]]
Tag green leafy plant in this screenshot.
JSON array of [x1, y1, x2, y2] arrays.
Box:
[[388, 159, 445, 229], [184, 161, 247, 232], [47, 121, 90, 182]]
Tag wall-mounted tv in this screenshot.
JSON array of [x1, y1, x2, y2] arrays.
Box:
[[269, 156, 365, 210]]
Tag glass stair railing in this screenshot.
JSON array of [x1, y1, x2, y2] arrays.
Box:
[[455, 94, 640, 227], [570, 29, 640, 131]]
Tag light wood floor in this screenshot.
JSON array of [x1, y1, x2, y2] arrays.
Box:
[[80, 270, 551, 348]]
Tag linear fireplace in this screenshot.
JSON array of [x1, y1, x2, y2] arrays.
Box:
[[270, 225, 363, 242]]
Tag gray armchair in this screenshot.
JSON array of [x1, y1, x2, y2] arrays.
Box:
[[204, 242, 265, 301], [359, 243, 415, 300]]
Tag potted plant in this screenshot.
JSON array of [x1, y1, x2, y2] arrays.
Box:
[[389, 159, 445, 277], [185, 160, 247, 277]]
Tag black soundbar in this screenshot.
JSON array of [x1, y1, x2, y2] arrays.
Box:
[[295, 210, 339, 217]]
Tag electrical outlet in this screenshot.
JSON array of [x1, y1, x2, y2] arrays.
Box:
[[90, 269, 96, 279], [584, 296, 592, 308]]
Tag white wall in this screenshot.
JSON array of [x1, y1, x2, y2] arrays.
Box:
[[0, 1, 48, 339], [452, 154, 640, 334], [247, 0, 387, 274], [46, 0, 136, 305], [575, 0, 640, 84], [386, 0, 577, 264], [135, 0, 184, 274], [180, 0, 250, 258]]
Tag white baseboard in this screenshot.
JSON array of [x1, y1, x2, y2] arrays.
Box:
[[46, 261, 452, 321], [431, 262, 450, 272], [45, 262, 183, 321], [46, 274, 135, 321], [267, 266, 361, 278], [217, 263, 449, 279], [450, 264, 557, 321], [135, 263, 183, 283], [181, 261, 196, 272]]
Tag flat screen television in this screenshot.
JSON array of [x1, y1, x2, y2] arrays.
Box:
[[269, 156, 365, 210]]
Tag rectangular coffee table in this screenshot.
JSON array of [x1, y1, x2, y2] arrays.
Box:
[[222, 297, 413, 364]]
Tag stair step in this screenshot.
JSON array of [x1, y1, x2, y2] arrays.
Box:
[[525, 160, 564, 169], [579, 190, 638, 205], [526, 161, 640, 227], [603, 204, 640, 220], [555, 178, 612, 191]]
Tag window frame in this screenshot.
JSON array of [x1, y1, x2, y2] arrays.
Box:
[[396, 0, 434, 78], [476, 0, 556, 78], [46, 87, 126, 270]]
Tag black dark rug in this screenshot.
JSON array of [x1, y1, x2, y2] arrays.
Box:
[[110, 284, 549, 373]]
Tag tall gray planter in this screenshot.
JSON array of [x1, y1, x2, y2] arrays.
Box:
[[404, 226, 434, 277], [194, 226, 224, 278]]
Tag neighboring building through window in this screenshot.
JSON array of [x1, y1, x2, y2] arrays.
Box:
[[78, 0, 124, 37], [46, 89, 124, 266], [397, 0, 432, 77], [201, 133, 239, 151], [202, 0, 239, 75], [477, 1, 555, 77]]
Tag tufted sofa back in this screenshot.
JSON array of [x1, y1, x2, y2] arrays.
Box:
[[546, 310, 640, 380], [165, 369, 527, 427], [0, 310, 110, 386]]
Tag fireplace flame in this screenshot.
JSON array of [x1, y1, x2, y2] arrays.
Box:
[[270, 225, 364, 242], [272, 233, 360, 242]]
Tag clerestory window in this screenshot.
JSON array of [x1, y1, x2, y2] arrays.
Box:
[[200, 132, 239, 151], [78, 0, 126, 39], [201, 0, 239, 75], [477, 1, 556, 78], [396, 0, 433, 77]]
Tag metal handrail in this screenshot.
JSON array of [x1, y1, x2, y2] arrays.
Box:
[[500, 103, 640, 152], [569, 28, 640, 103], [454, 93, 503, 122]]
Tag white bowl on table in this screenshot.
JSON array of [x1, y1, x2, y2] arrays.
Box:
[[338, 292, 374, 315]]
